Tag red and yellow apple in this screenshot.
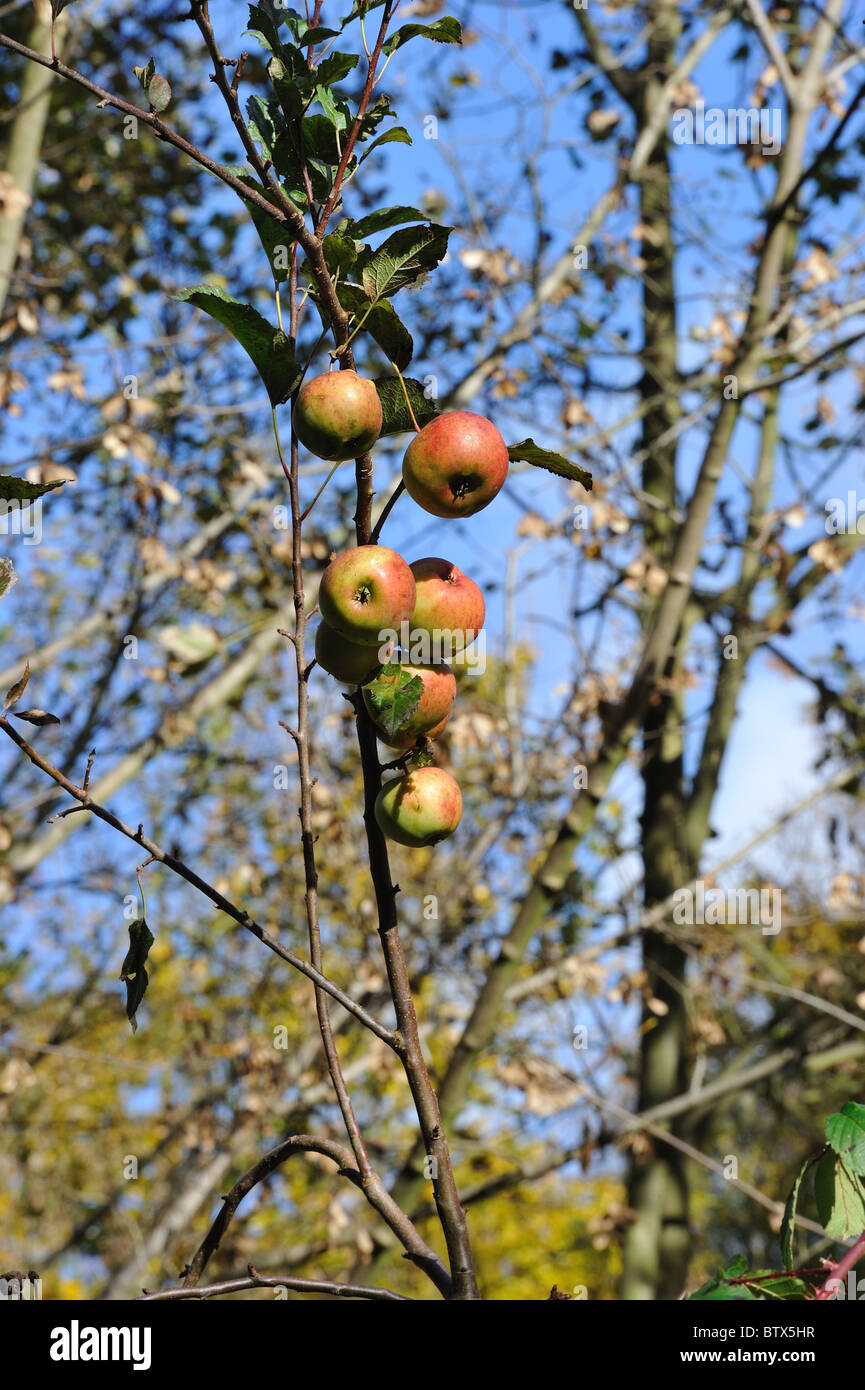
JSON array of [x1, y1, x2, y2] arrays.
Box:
[[402, 411, 509, 518], [319, 545, 416, 645], [314, 620, 385, 685], [363, 661, 456, 747], [293, 369, 382, 461], [409, 557, 485, 653], [374, 766, 463, 847], [382, 712, 450, 751]]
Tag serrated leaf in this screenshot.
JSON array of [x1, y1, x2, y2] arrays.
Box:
[[826, 1102, 865, 1175], [120, 918, 155, 1035], [781, 1150, 821, 1271], [314, 52, 359, 86], [815, 1151, 865, 1239], [174, 286, 301, 405], [507, 439, 593, 491], [3, 661, 29, 715], [336, 284, 413, 370], [0, 558, 17, 602], [364, 664, 422, 739], [382, 17, 463, 56], [0, 475, 70, 502], [374, 377, 437, 435], [721, 1254, 748, 1279], [347, 206, 427, 239], [361, 224, 450, 300]]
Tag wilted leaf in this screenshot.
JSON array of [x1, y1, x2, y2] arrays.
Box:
[[0, 558, 17, 603], [158, 623, 221, 668], [2, 661, 29, 714], [120, 918, 155, 1034], [11, 709, 62, 727]]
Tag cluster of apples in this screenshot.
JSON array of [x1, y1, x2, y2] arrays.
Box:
[[293, 369, 509, 849]]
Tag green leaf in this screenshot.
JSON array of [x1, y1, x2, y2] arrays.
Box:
[[747, 1276, 812, 1301], [364, 664, 422, 740], [322, 233, 360, 278], [507, 439, 593, 491], [174, 286, 301, 405], [721, 1254, 748, 1279], [826, 1102, 865, 1175], [341, 0, 388, 24], [0, 475, 70, 502], [781, 1151, 821, 1271], [314, 52, 359, 86], [382, 18, 463, 56], [357, 127, 413, 165], [687, 1281, 756, 1301], [361, 223, 451, 300], [347, 206, 427, 239], [374, 377, 437, 435], [815, 1151, 865, 1239], [0, 558, 17, 603], [247, 3, 283, 54], [119, 918, 155, 1035], [246, 94, 284, 162], [234, 174, 295, 283], [315, 83, 349, 130], [336, 284, 413, 371]]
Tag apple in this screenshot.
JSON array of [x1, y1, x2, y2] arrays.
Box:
[[319, 545, 416, 644], [293, 369, 382, 461], [364, 662, 456, 747], [381, 712, 450, 751], [402, 411, 509, 518], [314, 621, 386, 685], [409, 557, 485, 654], [374, 766, 463, 847]]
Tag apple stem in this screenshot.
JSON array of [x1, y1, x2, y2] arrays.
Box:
[[393, 362, 421, 433]]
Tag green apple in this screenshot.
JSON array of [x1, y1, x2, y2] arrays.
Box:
[[402, 411, 509, 517], [314, 620, 387, 685], [409, 557, 485, 653], [374, 766, 463, 847], [363, 661, 456, 747], [293, 369, 382, 461], [319, 545, 416, 644]]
